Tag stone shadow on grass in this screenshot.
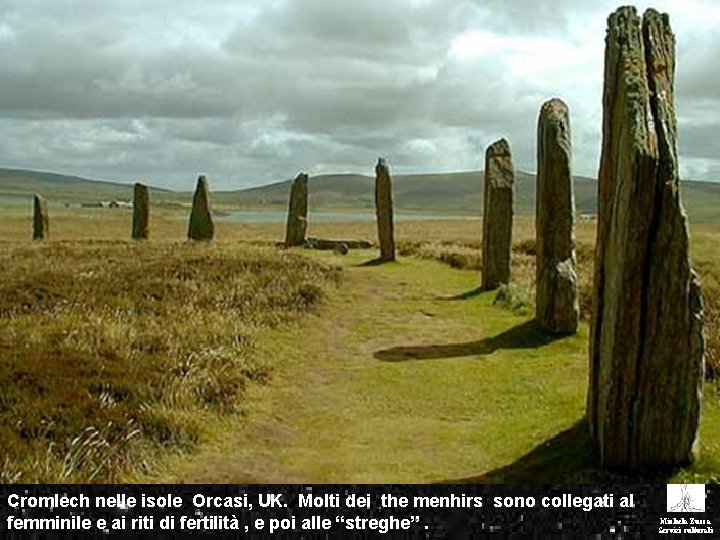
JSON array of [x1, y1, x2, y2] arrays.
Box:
[[436, 286, 486, 301], [356, 257, 395, 267], [438, 420, 673, 483], [438, 282, 525, 300], [374, 319, 561, 362]]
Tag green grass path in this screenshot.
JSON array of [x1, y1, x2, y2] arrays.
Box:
[[144, 250, 720, 483]]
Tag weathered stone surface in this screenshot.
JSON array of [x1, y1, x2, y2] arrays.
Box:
[[187, 175, 214, 241], [375, 157, 395, 262], [132, 182, 149, 240], [32, 194, 49, 240], [332, 242, 349, 256], [481, 139, 514, 289], [536, 99, 579, 334], [304, 238, 372, 250], [284, 172, 309, 247], [587, 7, 705, 468]]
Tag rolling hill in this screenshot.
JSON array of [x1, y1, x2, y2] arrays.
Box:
[[2, 167, 720, 222], [218, 171, 720, 222], [0, 168, 171, 202], [216, 171, 581, 214]]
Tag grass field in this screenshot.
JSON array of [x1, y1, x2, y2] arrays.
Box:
[[0, 206, 718, 483], [143, 250, 720, 484]]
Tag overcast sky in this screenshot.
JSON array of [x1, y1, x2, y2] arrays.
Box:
[[0, 0, 718, 190]]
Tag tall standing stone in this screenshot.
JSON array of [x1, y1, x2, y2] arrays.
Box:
[[284, 172, 309, 247], [132, 182, 149, 240], [536, 99, 579, 334], [187, 175, 214, 241], [587, 7, 705, 468], [32, 194, 49, 240], [375, 158, 395, 262], [481, 139, 514, 289]]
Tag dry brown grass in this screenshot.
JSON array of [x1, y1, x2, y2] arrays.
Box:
[[692, 230, 720, 379], [0, 238, 340, 481]]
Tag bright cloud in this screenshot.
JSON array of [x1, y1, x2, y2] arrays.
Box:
[[0, 0, 717, 189]]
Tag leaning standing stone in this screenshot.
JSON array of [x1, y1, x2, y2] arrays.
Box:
[[536, 99, 579, 334], [481, 139, 514, 289], [375, 157, 395, 262], [132, 182, 150, 240], [284, 172, 309, 247], [587, 7, 705, 469], [33, 194, 49, 240], [187, 175, 214, 241]]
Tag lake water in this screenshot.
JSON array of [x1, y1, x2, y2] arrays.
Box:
[[0, 195, 475, 223], [218, 211, 473, 223], [0, 194, 33, 207]]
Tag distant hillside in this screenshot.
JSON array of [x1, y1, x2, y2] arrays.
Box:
[[217, 171, 544, 214], [2, 167, 719, 222], [215, 172, 594, 215], [0, 168, 169, 202], [220, 171, 720, 221]]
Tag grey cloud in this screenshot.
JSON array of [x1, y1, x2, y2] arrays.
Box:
[[467, 0, 607, 35], [0, 0, 717, 188], [678, 49, 720, 101], [223, 0, 460, 62], [678, 122, 720, 161]]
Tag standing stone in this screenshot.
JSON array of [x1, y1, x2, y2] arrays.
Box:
[[32, 194, 49, 240], [587, 7, 705, 468], [536, 99, 579, 335], [375, 158, 395, 262], [187, 175, 214, 241], [481, 139, 514, 289], [132, 182, 149, 240], [284, 173, 309, 247]]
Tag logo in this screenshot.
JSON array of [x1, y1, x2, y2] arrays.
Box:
[[667, 484, 706, 513]]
